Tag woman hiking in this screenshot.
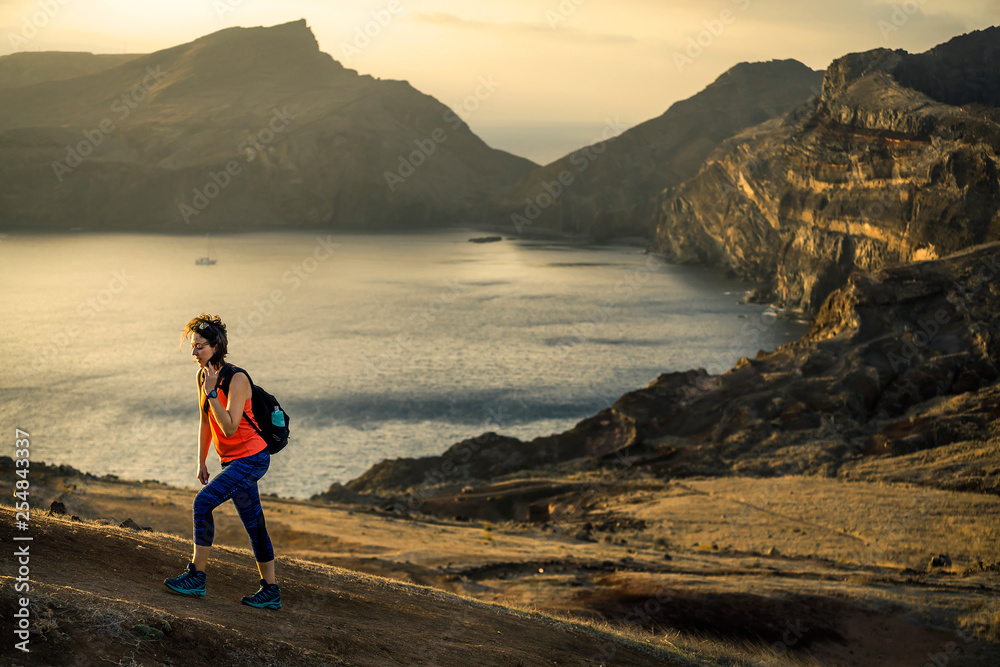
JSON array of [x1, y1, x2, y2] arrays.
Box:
[[164, 314, 281, 609]]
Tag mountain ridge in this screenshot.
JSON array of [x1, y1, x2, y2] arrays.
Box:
[[486, 58, 824, 240], [0, 19, 537, 232]]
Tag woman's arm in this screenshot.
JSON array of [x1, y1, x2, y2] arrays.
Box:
[[205, 371, 252, 438], [196, 370, 212, 484], [197, 408, 212, 484]]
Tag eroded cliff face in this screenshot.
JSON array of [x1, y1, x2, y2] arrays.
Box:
[[654, 27, 1000, 315], [0, 20, 536, 232]]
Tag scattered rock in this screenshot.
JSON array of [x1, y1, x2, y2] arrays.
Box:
[[929, 554, 952, 568], [528, 503, 550, 523], [49, 501, 67, 515], [767, 547, 781, 557], [119, 518, 141, 531]]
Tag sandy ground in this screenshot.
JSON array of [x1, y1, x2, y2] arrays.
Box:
[[2, 464, 999, 666]]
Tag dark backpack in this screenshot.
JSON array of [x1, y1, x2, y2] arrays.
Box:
[[213, 363, 290, 454]]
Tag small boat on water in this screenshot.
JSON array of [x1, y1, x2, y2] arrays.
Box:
[[195, 234, 216, 265]]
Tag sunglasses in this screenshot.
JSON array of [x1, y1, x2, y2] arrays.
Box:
[[192, 322, 215, 350]]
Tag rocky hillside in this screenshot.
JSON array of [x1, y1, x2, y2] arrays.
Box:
[[0, 20, 536, 232], [334, 240, 1000, 503], [654, 27, 1000, 315], [487, 60, 823, 240]]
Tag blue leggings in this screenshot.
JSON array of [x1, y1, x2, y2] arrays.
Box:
[[193, 449, 274, 562]]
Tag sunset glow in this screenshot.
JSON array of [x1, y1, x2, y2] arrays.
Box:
[[1, 0, 994, 159]]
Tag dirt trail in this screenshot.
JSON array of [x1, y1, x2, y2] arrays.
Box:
[[0, 507, 678, 666]]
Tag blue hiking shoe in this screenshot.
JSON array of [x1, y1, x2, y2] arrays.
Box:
[[242, 579, 281, 609], [164, 563, 206, 597]]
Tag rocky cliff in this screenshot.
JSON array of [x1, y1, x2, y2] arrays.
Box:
[[486, 60, 823, 240], [333, 240, 1000, 505], [0, 20, 536, 232], [654, 27, 1000, 315]]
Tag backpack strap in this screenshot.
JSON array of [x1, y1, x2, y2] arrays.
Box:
[[216, 364, 263, 436], [216, 363, 237, 396]]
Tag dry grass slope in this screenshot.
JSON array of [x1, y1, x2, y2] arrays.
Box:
[[0, 506, 713, 666]]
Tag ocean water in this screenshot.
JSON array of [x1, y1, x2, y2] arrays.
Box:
[[0, 230, 807, 498]]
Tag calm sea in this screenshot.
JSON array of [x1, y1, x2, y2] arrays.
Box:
[[1, 230, 806, 498]]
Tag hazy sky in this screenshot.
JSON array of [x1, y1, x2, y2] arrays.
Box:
[[1, 0, 996, 162]]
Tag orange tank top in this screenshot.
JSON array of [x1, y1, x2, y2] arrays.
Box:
[[204, 373, 268, 463]]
